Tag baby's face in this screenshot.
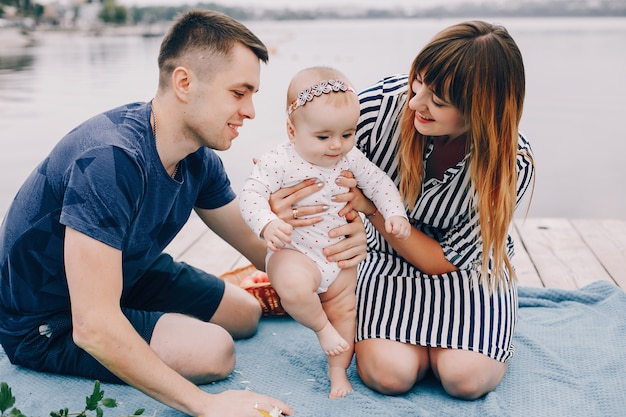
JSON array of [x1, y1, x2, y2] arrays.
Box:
[[288, 94, 360, 168]]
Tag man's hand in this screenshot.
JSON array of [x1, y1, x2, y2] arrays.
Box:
[[202, 390, 292, 417]]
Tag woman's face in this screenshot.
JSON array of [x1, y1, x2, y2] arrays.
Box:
[[408, 76, 468, 140]]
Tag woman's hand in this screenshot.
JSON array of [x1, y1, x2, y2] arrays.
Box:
[[269, 178, 327, 227], [323, 211, 367, 268], [319, 171, 367, 268], [268, 174, 368, 269], [334, 171, 377, 217]]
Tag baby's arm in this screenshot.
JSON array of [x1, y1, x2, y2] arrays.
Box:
[[261, 218, 294, 252], [347, 149, 409, 228], [385, 215, 411, 240]]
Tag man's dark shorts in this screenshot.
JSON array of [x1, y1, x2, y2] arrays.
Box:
[[0, 253, 225, 384]]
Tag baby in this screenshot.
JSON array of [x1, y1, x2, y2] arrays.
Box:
[[239, 66, 410, 398]]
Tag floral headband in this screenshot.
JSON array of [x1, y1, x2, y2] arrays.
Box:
[[287, 79, 356, 116]]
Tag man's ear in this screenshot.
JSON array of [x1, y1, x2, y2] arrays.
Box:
[[171, 66, 192, 102]]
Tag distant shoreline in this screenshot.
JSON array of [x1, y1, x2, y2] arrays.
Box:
[[138, 1, 626, 21], [25, 15, 626, 40], [0, 27, 39, 49]]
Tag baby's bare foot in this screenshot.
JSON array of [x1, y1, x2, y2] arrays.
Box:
[[315, 322, 349, 356], [328, 366, 353, 399]]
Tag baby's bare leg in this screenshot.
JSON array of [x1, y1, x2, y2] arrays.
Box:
[[268, 250, 348, 356], [320, 267, 357, 398]]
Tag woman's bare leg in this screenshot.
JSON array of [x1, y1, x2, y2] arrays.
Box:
[[355, 338, 430, 395], [429, 347, 508, 399]]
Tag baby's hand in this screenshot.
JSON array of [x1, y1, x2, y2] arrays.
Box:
[[386, 216, 411, 240], [262, 219, 293, 252]]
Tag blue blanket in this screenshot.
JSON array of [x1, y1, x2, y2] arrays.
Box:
[[2, 281, 625, 417]]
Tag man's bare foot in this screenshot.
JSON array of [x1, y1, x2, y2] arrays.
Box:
[[328, 365, 353, 399], [315, 321, 349, 356]]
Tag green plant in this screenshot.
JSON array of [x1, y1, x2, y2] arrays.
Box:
[[0, 381, 147, 417]]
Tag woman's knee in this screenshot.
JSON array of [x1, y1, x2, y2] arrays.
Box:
[[431, 349, 507, 400], [440, 373, 490, 400], [355, 339, 429, 395]]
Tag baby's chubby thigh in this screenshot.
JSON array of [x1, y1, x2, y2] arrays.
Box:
[[319, 266, 357, 316], [266, 248, 323, 302]]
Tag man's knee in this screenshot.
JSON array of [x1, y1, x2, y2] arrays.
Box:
[[232, 297, 262, 339], [151, 314, 238, 383], [211, 283, 262, 339]]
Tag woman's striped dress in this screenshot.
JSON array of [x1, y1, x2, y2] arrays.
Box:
[[355, 74, 535, 362]]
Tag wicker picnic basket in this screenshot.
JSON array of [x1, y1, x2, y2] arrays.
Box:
[[220, 264, 287, 317]]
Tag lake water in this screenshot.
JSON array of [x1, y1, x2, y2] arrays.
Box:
[[1, 17, 625, 219]]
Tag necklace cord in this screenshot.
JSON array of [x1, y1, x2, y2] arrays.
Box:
[[151, 106, 179, 179]]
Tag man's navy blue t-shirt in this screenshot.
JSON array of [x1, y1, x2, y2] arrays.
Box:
[[0, 102, 236, 337]]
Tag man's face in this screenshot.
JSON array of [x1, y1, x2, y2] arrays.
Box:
[[186, 42, 261, 151]]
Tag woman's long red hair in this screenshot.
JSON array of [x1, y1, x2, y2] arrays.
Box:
[[398, 21, 529, 288]]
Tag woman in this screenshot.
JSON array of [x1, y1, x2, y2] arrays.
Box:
[[270, 20, 534, 399], [342, 20, 535, 400]]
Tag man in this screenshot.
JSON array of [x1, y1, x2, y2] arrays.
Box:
[[0, 10, 365, 417]]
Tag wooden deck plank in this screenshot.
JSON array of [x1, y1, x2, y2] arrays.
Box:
[[511, 222, 544, 288], [166, 216, 625, 291], [177, 229, 246, 276], [514, 218, 614, 289], [570, 219, 626, 289], [165, 212, 248, 275]]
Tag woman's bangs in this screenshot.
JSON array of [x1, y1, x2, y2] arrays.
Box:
[[415, 50, 457, 101]]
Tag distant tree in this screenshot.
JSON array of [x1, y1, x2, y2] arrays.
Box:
[[1, 0, 40, 17], [98, 0, 127, 24]]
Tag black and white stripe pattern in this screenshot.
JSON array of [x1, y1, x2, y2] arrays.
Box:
[[356, 253, 517, 362], [354, 75, 534, 362]]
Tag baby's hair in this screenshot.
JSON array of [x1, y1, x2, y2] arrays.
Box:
[[286, 66, 357, 116]]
